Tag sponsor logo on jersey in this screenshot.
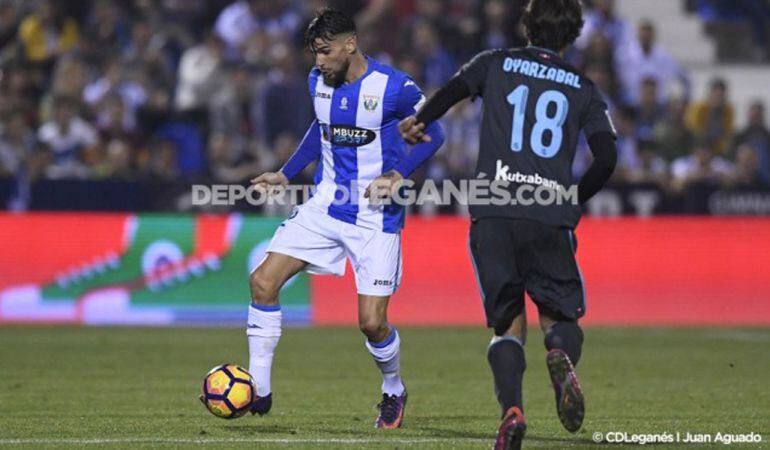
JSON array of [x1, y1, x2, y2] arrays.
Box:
[[315, 92, 331, 99], [494, 159, 564, 191], [321, 124, 377, 147]]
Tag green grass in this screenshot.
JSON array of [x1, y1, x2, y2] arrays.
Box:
[[0, 326, 768, 449]]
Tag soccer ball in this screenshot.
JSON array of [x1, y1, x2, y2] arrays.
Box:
[[200, 364, 256, 419]]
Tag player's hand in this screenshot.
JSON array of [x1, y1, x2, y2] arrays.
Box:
[[398, 116, 432, 145], [364, 170, 404, 203], [251, 171, 289, 195]]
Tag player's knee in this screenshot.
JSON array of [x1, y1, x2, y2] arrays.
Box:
[[358, 317, 388, 340], [249, 268, 279, 304]]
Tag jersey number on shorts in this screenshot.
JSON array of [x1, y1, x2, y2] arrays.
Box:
[[507, 86, 569, 159]]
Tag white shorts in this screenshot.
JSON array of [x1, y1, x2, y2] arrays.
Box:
[[267, 205, 402, 296]]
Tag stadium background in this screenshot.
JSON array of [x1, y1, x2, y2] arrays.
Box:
[[0, 0, 769, 327]]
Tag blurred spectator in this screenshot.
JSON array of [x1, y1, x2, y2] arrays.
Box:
[[144, 137, 178, 181], [477, 0, 528, 50], [82, 0, 130, 59], [97, 95, 142, 148], [671, 140, 734, 191], [615, 20, 689, 106], [729, 143, 769, 188], [136, 85, 173, 135], [0, 2, 20, 63], [624, 140, 668, 186], [575, 0, 634, 53], [207, 131, 258, 183], [270, 132, 298, 173], [411, 20, 455, 91], [155, 121, 205, 178], [584, 63, 617, 111], [214, 0, 301, 59], [652, 98, 696, 162], [18, 0, 79, 64], [686, 78, 735, 154], [38, 56, 89, 122], [634, 77, 665, 140], [37, 96, 98, 179], [175, 32, 224, 112], [123, 20, 174, 89], [210, 64, 258, 138], [732, 100, 770, 184], [0, 66, 38, 122], [727, 143, 768, 188], [260, 41, 314, 146], [92, 138, 135, 180], [432, 100, 481, 181], [83, 58, 147, 131], [577, 32, 615, 75], [611, 107, 641, 180], [0, 112, 35, 178]]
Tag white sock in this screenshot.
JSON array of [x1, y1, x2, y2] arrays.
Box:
[[365, 327, 405, 396], [247, 303, 282, 397]]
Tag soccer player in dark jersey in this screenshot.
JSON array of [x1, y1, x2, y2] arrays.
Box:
[[398, 1, 617, 448]]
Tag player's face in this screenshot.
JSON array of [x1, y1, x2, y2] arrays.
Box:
[[312, 35, 354, 87]]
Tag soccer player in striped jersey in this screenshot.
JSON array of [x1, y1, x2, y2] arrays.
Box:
[[247, 8, 445, 429]]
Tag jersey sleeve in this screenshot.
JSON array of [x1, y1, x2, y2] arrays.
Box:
[[280, 119, 321, 180], [580, 85, 617, 139], [455, 49, 498, 98], [394, 76, 427, 119], [307, 68, 320, 101]]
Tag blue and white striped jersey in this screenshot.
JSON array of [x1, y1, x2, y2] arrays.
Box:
[[283, 56, 435, 233]]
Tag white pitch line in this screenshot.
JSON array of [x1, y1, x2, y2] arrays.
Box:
[[0, 437, 489, 446]]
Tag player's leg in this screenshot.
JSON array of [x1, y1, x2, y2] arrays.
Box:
[[247, 252, 306, 415], [489, 311, 528, 450], [346, 225, 405, 428], [359, 294, 403, 396], [359, 293, 408, 428], [540, 310, 585, 433], [469, 218, 527, 450], [519, 222, 586, 432], [488, 310, 527, 417], [539, 313, 584, 367], [247, 206, 347, 415]]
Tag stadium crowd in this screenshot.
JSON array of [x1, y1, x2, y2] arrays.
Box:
[[0, 0, 769, 211]]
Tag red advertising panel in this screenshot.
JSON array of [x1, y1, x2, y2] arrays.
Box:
[[313, 217, 770, 326]]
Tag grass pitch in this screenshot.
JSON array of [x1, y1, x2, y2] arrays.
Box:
[[0, 326, 768, 449]]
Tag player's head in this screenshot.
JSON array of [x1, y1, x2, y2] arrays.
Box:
[[305, 8, 358, 87], [522, 0, 584, 53]]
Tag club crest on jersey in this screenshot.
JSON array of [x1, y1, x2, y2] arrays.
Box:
[[340, 96, 348, 110], [363, 95, 379, 111]]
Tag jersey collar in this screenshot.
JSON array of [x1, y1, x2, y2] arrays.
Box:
[[527, 45, 562, 59]]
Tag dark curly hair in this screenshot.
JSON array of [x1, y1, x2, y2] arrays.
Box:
[[304, 8, 357, 52], [523, 0, 584, 52]]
